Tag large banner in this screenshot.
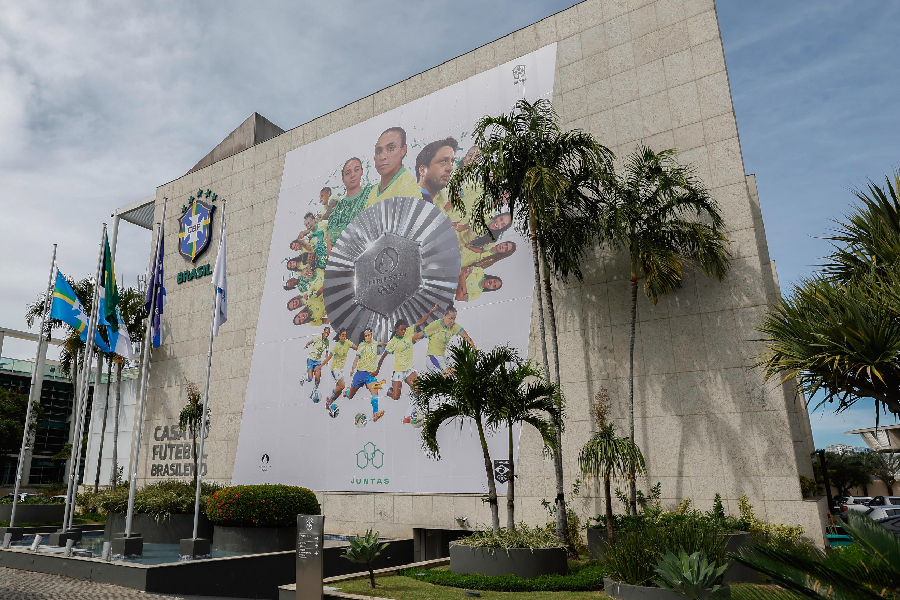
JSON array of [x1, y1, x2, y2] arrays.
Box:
[[232, 44, 557, 494]]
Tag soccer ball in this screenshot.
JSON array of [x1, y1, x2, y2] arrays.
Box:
[[354, 413, 367, 428], [329, 404, 339, 418]]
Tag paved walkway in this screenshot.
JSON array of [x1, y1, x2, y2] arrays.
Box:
[[0, 566, 246, 600]]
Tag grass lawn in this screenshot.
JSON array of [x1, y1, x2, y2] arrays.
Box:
[[336, 575, 609, 599]]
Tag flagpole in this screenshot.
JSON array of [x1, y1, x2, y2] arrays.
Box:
[[62, 225, 107, 531], [9, 245, 57, 529], [125, 198, 167, 538], [192, 199, 225, 540]]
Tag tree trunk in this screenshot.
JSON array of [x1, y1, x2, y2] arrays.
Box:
[[539, 245, 572, 548], [529, 229, 551, 380], [94, 357, 112, 493], [604, 468, 616, 544], [111, 360, 123, 489], [367, 565, 376, 588], [628, 277, 638, 516], [507, 420, 515, 531], [476, 417, 500, 532]]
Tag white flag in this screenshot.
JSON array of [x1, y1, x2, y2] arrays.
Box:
[[212, 227, 227, 336], [113, 308, 134, 360]]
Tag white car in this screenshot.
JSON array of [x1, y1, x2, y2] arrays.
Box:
[[863, 505, 900, 520]]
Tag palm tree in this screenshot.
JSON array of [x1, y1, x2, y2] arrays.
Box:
[[731, 511, 899, 600], [596, 146, 730, 513], [110, 287, 145, 489], [448, 98, 614, 545], [484, 349, 561, 530], [415, 344, 514, 532], [578, 391, 645, 544], [179, 380, 209, 488], [872, 451, 899, 495], [759, 173, 900, 418]]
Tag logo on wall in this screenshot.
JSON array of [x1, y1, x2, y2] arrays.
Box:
[[356, 442, 384, 469], [260, 453, 271, 472], [493, 460, 511, 483], [178, 191, 217, 262]]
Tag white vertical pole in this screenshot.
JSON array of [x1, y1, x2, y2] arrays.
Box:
[[62, 226, 107, 531], [192, 199, 225, 540], [9, 245, 57, 528], [125, 198, 167, 537], [110, 214, 121, 261]]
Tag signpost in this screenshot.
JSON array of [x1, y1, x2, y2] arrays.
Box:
[[296, 514, 325, 600]]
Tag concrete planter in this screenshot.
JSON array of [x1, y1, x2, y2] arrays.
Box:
[[0, 503, 65, 524], [449, 544, 567, 578], [722, 532, 760, 583], [605, 578, 730, 600], [587, 526, 612, 558], [104, 512, 213, 544], [211, 524, 297, 554]]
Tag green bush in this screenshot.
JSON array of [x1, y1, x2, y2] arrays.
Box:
[[591, 493, 750, 535], [605, 520, 728, 587], [454, 523, 566, 550], [0, 495, 64, 505], [206, 484, 319, 527], [400, 562, 605, 592], [77, 480, 224, 519]]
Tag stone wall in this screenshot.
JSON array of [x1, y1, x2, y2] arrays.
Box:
[[139, 0, 824, 542]]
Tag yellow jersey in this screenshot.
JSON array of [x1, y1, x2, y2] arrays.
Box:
[[356, 340, 380, 372], [330, 339, 354, 370], [423, 319, 463, 357], [365, 167, 422, 208], [385, 328, 415, 372]]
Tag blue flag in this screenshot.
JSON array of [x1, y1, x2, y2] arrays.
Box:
[[49, 271, 111, 352], [145, 233, 166, 348]]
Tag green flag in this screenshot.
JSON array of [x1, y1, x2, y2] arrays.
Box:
[[103, 237, 119, 332]]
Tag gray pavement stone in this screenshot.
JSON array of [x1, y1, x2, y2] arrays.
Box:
[[0, 566, 247, 600]]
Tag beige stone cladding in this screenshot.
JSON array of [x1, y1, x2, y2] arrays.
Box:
[[138, 0, 824, 542]]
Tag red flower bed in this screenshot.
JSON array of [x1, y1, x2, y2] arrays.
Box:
[[205, 484, 319, 527]]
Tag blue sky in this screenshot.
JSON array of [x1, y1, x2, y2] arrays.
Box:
[[0, 1, 896, 447]]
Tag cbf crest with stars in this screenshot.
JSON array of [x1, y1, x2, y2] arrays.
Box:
[[178, 193, 216, 262]]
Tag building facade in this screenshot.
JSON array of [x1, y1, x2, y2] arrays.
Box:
[[134, 0, 825, 542]]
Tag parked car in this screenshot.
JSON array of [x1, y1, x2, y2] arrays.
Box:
[[862, 506, 900, 520], [865, 495, 900, 506], [0, 492, 42, 502], [836, 496, 873, 506]]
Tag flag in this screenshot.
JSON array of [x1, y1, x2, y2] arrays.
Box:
[[145, 231, 166, 348], [50, 272, 89, 336], [102, 237, 119, 331], [49, 271, 112, 352], [109, 307, 133, 360], [212, 226, 227, 336]]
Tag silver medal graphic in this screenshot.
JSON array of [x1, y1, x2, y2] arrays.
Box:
[[323, 197, 461, 341]]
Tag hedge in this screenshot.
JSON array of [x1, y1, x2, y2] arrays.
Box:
[[400, 561, 606, 592], [206, 484, 320, 527], [77, 480, 224, 519]]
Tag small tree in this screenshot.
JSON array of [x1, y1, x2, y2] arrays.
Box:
[[823, 451, 872, 496], [872, 451, 899, 495], [415, 344, 513, 532], [596, 146, 730, 514], [179, 380, 210, 488], [0, 387, 42, 455], [485, 348, 561, 530], [578, 390, 645, 544], [342, 529, 390, 588]]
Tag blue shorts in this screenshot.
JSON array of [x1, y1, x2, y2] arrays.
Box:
[[307, 358, 322, 372], [352, 370, 375, 389]]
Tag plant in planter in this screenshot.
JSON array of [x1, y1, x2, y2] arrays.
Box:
[[578, 391, 644, 545], [653, 550, 727, 599], [605, 520, 727, 589], [342, 529, 390, 588], [449, 525, 569, 578]]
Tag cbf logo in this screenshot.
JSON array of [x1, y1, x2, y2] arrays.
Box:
[[357, 442, 384, 469], [178, 192, 216, 262]]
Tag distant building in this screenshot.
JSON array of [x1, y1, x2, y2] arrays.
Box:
[[826, 444, 856, 455]]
